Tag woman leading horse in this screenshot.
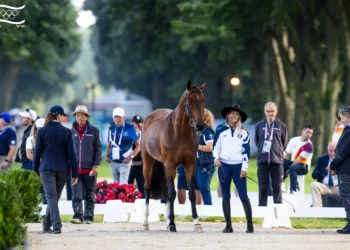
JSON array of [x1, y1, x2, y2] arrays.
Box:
[[141, 81, 206, 232]]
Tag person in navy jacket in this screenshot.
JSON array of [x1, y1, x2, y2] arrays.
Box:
[[213, 104, 253, 233], [34, 105, 78, 234], [310, 142, 339, 207]]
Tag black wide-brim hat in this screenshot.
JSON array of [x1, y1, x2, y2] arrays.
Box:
[[221, 104, 248, 123]]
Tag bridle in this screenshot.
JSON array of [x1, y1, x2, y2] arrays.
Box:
[[184, 88, 202, 130]]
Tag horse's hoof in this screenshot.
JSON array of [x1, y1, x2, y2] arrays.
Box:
[[167, 225, 177, 232], [194, 224, 203, 233], [143, 224, 149, 231]]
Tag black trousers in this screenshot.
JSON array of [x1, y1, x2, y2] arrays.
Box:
[[40, 171, 69, 230], [339, 173, 350, 221], [72, 173, 97, 222], [258, 163, 283, 206], [128, 165, 145, 198]]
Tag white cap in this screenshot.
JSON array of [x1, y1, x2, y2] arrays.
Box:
[[35, 118, 45, 128], [112, 107, 126, 117], [19, 109, 38, 121]]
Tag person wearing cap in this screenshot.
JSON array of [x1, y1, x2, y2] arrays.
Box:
[[26, 118, 47, 204], [254, 102, 288, 206], [330, 106, 350, 234], [33, 105, 78, 234], [128, 115, 145, 197], [0, 113, 16, 171], [105, 107, 140, 184], [18, 108, 38, 170], [213, 104, 254, 233], [70, 105, 102, 224]]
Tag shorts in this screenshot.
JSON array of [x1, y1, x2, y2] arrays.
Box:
[[177, 165, 198, 190]]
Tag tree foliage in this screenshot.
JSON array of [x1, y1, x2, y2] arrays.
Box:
[[0, 0, 80, 110]]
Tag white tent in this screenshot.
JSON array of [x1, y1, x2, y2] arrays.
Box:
[[85, 88, 153, 119]]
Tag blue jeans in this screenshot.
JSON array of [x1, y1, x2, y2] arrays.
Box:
[[218, 162, 248, 201], [195, 160, 215, 205], [289, 163, 308, 192], [21, 161, 33, 170]]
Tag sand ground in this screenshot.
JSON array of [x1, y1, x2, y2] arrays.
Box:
[[27, 222, 350, 250]]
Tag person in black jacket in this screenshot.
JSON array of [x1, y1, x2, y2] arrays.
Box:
[[330, 106, 350, 234], [34, 105, 78, 234], [128, 115, 145, 197], [18, 108, 37, 170], [254, 102, 288, 206], [70, 105, 102, 225]]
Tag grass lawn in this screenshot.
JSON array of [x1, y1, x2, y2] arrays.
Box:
[[59, 215, 347, 229], [97, 159, 315, 193]]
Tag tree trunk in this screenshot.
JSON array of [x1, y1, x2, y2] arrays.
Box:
[[271, 37, 295, 135], [1, 63, 20, 111]]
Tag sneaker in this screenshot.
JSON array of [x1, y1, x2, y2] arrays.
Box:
[[290, 191, 296, 195], [70, 218, 83, 224], [84, 220, 92, 224]]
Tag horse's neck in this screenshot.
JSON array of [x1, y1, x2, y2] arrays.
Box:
[[172, 98, 193, 135]]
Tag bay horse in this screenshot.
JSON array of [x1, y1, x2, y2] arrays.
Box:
[[141, 81, 206, 232]]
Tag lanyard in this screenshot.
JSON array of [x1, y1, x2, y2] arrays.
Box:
[[264, 122, 274, 141], [0, 126, 10, 136], [114, 124, 125, 146]]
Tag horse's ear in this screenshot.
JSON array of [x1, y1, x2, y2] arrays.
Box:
[[187, 80, 192, 90], [198, 81, 207, 91]]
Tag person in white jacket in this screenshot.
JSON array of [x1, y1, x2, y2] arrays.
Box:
[[213, 104, 253, 234]]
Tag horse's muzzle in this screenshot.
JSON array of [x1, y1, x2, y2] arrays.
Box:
[[196, 122, 205, 131]]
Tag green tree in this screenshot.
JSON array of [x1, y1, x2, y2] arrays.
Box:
[[0, 0, 80, 111]]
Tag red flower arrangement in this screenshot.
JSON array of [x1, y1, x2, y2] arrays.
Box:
[[95, 180, 142, 204]]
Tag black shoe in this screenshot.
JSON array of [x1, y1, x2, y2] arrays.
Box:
[[52, 229, 61, 234], [242, 198, 254, 233], [337, 223, 350, 234], [222, 226, 233, 233]]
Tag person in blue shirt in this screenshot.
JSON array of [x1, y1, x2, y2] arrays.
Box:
[[105, 107, 140, 184], [196, 108, 216, 205], [0, 113, 16, 171], [213, 104, 253, 233]]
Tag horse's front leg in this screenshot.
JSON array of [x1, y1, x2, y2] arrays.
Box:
[[166, 175, 177, 232], [188, 176, 203, 232]]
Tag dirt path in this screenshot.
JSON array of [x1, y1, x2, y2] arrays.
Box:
[[27, 222, 349, 250]]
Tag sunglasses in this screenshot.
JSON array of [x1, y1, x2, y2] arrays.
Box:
[[304, 124, 314, 130], [341, 107, 349, 112], [25, 108, 34, 120]]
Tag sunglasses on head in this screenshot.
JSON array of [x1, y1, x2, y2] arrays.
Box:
[[342, 107, 350, 112], [25, 108, 34, 120], [304, 124, 314, 130]]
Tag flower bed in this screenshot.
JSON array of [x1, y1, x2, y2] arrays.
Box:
[[95, 180, 142, 204]]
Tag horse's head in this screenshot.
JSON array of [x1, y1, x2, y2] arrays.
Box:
[[184, 80, 206, 131]]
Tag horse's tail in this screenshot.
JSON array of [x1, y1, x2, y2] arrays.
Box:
[[149, 160, 168, 200]]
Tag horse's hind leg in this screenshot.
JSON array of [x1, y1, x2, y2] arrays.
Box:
[[165, 164, 177, 232], [186, 165, 203, 233], [142, 151, 154, 231]]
